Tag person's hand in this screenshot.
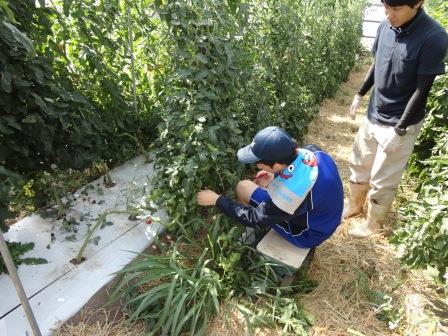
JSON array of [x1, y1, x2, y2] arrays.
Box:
[[197, 189, 220, 206], [253, 170, 274, 188], [380, 127, 403, 153], [349, 94, 362, 120]]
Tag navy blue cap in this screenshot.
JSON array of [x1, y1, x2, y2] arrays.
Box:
[[382, 0, 420, 6], [237, 126, 296, 164]]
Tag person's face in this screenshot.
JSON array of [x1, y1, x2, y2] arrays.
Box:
[[383, 1, 422, 27], [256, 162, 286, 174]]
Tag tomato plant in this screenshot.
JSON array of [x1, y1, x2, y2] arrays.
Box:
[[393, 0, 448, 284], [149, 0, 365, 231]]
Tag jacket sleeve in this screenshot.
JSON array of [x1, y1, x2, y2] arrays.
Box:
[[215, 195, 308, 229], [357, 62, 375, 96], [216, 195, 288, 229]]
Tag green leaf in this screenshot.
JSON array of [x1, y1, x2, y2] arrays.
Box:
[[171, 293, 188, 336], [198, 103, 211, 111], [30, 65, 44, 84], [0, 1, 16, 22], [0, 119, 13, 135], [195, 70, 209, 81], [92, 236, 101, 246], [2, 21, 35, 55], [65, 234, 77, 242], [195, 53, 208, 64], [209, 285, 220, 313], [3, 115, 21, 130], [0, 70, 12, 93], [20, 257, 48, 265], [21, 114, 39, 124], [440, 218, 448, 234], [62, 0, 72, 16]]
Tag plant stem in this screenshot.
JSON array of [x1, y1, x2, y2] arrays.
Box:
[[104, 172, 116, 188], [52, 186, 65, 219], [117, 132, 151, 163], [125, 0, 138, 115], [75, 209, 138, 264]]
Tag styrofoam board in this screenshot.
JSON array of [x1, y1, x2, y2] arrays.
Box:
[[256, 229, 310, 270]]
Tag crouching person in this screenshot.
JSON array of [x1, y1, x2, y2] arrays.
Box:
[[197, 126, 344, 250]]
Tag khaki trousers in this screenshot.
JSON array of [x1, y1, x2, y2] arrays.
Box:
[[349, 118, 423, 207]]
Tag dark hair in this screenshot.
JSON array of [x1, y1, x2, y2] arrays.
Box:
[[257, 146, 298, 168], [381, 0, 422, 8]]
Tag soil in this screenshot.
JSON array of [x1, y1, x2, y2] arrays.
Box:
[[55, 57, 444, 336]]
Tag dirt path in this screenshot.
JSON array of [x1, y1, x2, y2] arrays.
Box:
[[301, 59, 438, 336], [301, 59, 400, 336]]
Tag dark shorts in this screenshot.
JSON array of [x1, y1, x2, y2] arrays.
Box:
[[249, 187, 270, 208]]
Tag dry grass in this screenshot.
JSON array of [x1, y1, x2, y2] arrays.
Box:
[[56, 56, 444, 336], [300, 56, 443, 336], [207, 302, 284, 336], [54, 308, 145, 336]]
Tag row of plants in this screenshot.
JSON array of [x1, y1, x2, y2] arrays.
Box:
[[2, 0, 365, 332], [392, 0, 448, 294], [112, 0, 365, 334], [1, 0, 158, 175], [0, 0, 169, 220], [149, 0, 365, 226], [1, 0, 363, 226], [0, 0, 162, 267]]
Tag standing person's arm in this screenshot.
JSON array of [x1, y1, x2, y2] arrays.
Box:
[[380, 75, 436, 152], [392, 30, 448, 133], [394, 75, 436, 131], [349, 20, 384, 120], [349, 62, 375, 120], [357, 62, 375, 96], [381, 31, 448, 153]]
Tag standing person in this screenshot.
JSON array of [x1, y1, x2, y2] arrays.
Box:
[[197, 126, 343, 249], [345, 0, 448, 238]]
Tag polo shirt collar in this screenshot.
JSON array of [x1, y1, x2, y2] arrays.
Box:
[[390, 8, 425, 36]]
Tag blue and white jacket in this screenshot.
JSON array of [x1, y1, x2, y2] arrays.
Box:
[[216, 145, 343, 248]]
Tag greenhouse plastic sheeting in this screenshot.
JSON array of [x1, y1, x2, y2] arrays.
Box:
[[362, 0, 385, 49]]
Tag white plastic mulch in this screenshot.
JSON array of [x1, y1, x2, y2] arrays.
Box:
[[0, 155, 167, 336]]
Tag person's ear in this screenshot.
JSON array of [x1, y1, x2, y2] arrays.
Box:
[[272, 163, 283, 171]]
